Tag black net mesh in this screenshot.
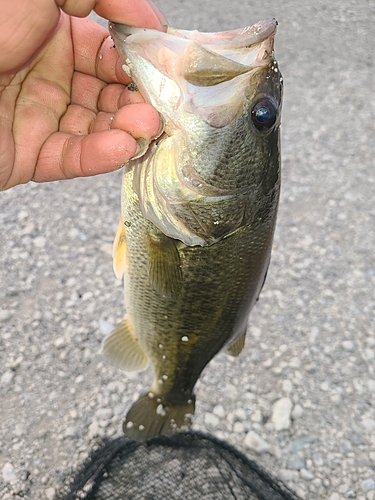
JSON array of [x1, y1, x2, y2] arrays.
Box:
[[62, 432, 300, 500]]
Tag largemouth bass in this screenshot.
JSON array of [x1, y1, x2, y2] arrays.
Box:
[[102, 18, 283, 441]]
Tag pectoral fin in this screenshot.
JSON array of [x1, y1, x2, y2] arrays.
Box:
[[225, 331, 246, 357], [147, 233, 182, 298], [113, 219, 127, 280], [100, 316, 149, 371]]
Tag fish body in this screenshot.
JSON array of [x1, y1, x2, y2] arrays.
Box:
[[103, 19, 283, 440]]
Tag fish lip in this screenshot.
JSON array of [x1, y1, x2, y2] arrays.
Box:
[[109, 18, 278, 49]]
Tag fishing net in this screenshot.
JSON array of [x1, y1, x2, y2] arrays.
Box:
[[61, 431, 300, 500]]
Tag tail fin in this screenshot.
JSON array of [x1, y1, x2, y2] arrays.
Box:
[[123, 393, 196, 441]]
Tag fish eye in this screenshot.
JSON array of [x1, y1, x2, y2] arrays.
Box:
[[251, 99, 277, 132]]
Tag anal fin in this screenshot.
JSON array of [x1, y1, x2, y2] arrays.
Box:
[[123, 393, 195, 441], [113, 218, 127, 280], [225, 331, 247, 357], [147, 233, 182, 298], [100, 315, 149, 371]]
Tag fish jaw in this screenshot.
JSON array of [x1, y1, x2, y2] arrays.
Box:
[[109, 19, 278, 131]]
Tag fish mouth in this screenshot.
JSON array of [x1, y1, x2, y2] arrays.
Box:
[[108, 19, 279, 130], [109, 18, 277, 70], [109, 18, 277, 49], [109, 18, 278, 45]]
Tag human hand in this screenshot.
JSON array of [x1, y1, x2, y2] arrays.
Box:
[[0, 0, 167, 190]]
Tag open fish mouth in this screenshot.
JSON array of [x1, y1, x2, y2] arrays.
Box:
[[108, 19, 278, 119], [109, 18, 277, 50]]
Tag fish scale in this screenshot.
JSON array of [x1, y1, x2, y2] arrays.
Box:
[[102, 18, 283, 440]]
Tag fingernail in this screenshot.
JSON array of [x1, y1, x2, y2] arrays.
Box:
[[145, 0, 168, 30]]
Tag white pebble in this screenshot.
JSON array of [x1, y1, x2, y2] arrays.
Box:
[[204, 413, 219, 428], [291, 404, 304, 420], [342, 340, 355, 351], [282, 379, 293, 393], [1, 370, 14, 386], [0, 310, 12, 322], [2, 462, 17, 484], [362, 418, 375, 432], [244, 431, 270, 453], [45, 486, 56, 500], [95, 408, 113, 420], [300, 468, 314, 480], [251, 411, 262, 423], [271, 397, 292, 431], [213, 404, 226, 418], [98, 319, 114, 337], [34, 236, 46, 247], [233, 421, 244, 433]]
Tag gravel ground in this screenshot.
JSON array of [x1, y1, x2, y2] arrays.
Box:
[[1, 1, 374, 499]]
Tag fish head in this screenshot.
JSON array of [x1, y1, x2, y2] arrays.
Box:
[[109, 19, 282, 129], [110, 20, 282, 246]]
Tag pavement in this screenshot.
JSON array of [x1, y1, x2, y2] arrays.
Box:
[[1, 1, 374, 499]]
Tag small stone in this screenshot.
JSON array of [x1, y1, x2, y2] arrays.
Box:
[[233, 421, 244, 433], [204, 413, 219, 428], [53, 337, 65, 348], [34, 236, 46, 247], [287, 455, 306, 470], [2, 462, 17, 483], [291, 404, 304, 420], [213, 405, 226, 418], [349, 431, 366, 446], [362, 419, 375, 432], [279, 469, 298, 482], [88, 420, 100, 439], [45, 486, 56, 499], [19, 470, 30, 481], [282, 379, 293, 393], [64, 426, 78, 438], [271, 397, 292, 431], [331, 394, 342, 405], [362, 479, 375, 491], [0, 310, 12, 322], [1, 370, 15, 386], [342, 340, 355, 351], [251, 411, 262, 423], [75, 375, 84, 384], [49, 391, 58, 402], [300, 468, 314, 480], [98, 319, 114, 337], [320, 381, 329, 391], [329, 494, 340, 500], [312, 452, 323, 467], [244, 431, 270, 454], [250, 326, 261, 338], [233, 408, 246, 420], [14, 424, 26, 437], [95, 408, 113, 420]]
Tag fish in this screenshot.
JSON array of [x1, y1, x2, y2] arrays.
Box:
[[101, 18, 283, 441]]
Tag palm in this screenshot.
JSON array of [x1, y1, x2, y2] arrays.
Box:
[[0, 8, 162, 190]]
